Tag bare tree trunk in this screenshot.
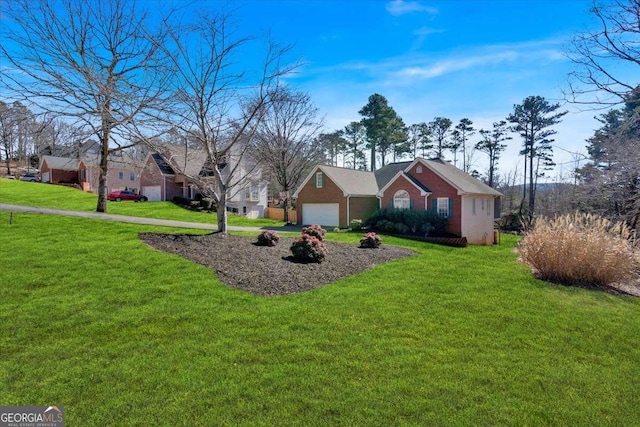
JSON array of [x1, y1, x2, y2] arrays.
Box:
[[217, 191, 228, 233], [282, 194, 290, 224], [96, 107, 110, 212]]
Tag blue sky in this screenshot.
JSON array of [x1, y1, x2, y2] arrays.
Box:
[[231, 0, 614, 181]]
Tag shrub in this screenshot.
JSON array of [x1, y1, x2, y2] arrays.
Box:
[[360, 232, 382, 248], [200, 197, 214, 210], [256, 230, 280, 247], [172, 196, 191, 206], [290, 234, 328, 263], [376, 219, 408, 235], [518, 212, 640, 288], [366, 208, 447, 235], [302, 224, 327, 241], [350, 219, 363, 232]]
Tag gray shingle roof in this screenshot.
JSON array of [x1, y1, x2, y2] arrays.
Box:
[[374, 161, 413, 188], [41, 156, 79, 171]]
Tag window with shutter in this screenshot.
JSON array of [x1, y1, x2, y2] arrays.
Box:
[[437, 197, 450, 217], [393, 190, 410, 209]]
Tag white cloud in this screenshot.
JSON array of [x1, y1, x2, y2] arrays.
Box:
[[385, 0, 438, 16], [396, 51, 520, 79]]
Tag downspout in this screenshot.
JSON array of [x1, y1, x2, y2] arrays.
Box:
[[163, 174, 166, 201], [346, 195, 350, 228]]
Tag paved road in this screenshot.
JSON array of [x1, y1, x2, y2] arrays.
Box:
[[0, 203, 302, 232]]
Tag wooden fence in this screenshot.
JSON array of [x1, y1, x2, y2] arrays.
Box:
[[265, 207, 296, 222]]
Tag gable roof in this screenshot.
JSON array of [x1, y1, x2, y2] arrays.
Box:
[[293, 165, 379, 197], [374, 161, 412, 188], [411, 158, 502, 196], [149, 145, 209, 177], [321, 165, 379, 196], [81, 152, 143, 170], [151, 153, 175, 175], [40, 155, 79, 171], [294, 159, 503, 199], [378, 170, 431, 197]]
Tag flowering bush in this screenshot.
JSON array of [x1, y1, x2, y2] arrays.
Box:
[[256, 230, 280, 247], [290, 234, 328, 263], [302, 224, 327, 241], [360, 232, 382, 248]]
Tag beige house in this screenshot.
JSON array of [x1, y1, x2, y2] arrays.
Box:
[[140, 145, 268, 218]]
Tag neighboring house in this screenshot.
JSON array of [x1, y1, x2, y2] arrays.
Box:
[[79, 153, 142, 193], [40, 155, 80, 185], [40, 154, 141, 193], [294, 158, 503, 244], [140, 145, 268, 218], [39, 139, 101, 158]]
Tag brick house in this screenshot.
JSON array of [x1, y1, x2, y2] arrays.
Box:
[[294, 158, 502, 244], [40, 154, 142, 193]]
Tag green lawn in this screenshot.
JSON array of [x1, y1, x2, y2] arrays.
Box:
[[0, 178, 284, 227], [1, 208, 639, 425]]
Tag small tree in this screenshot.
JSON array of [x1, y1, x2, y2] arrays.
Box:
[[145, 11, 296, 234], [253, 86, 324, 224]]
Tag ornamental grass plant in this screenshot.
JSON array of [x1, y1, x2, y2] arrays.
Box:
[[518, 212, 639, 287]]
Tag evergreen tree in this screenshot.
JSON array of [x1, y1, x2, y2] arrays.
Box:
[[476, 121, 510, 188], [359, 93, 405, 170], [507, 96, 568, 218], [427, 117, 452, 159], [343, 121, 367, 169]]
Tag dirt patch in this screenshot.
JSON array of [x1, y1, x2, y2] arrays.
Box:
[[139, 232, 417, 296]]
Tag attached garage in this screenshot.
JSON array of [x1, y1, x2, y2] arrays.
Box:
[[301, 203, 339, 227], [142, 185, 162, 202]]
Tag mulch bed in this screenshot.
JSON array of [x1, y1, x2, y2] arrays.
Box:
[[139, 232, 417, 296]]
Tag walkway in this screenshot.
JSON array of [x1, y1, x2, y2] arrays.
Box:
[[0, 203, 302, 232]]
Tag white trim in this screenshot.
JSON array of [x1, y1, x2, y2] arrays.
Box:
[[393, 189, 411, 209], [293, 166, 325, 198], [377, 171, 430, 197]]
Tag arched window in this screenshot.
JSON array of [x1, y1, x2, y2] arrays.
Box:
[[393, 190, 411, 209]]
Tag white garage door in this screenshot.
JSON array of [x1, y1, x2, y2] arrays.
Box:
[[302, 203, 339, 227], [41, 172, 50, 183], [142, 185, 162, 202]]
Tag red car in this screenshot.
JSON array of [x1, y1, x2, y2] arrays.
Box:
[[107, 190, 148, 202]]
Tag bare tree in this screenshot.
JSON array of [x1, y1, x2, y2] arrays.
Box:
[[0, 0, 170, 212], [566, 0, 640, 107], [253, 86, 324, 224], [142, 10, 296, 233], [0, 101, 17, 175]]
